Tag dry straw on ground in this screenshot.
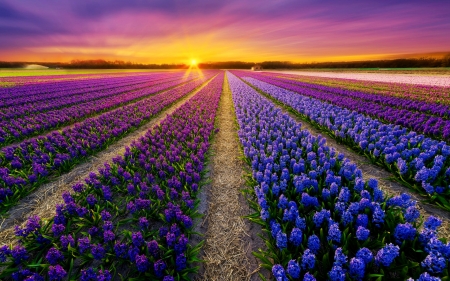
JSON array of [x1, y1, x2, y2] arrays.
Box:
[[196, 74, 266, 281]]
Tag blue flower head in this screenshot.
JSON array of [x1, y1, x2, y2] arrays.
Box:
[[334, 247, 347, 266], [295, 216, 306, 230], [290, 228, 303, 247], [404, 206, 420, 223], [372, 206, 385, 227], [328, 223, 342, 244], [418, 272, 443, 281], [421, 252, 446, 274], [276, 231, 288, 249], [356, 214, 369, 228], [356, 247, 373, 265], [394, 223, 416, 244], [270, 221, 282, 238], [301, 193, 319, 208], [302, 249, 315, 270], [329, 265, 346, 281], [424, 216, 442, 230], [287, 260, 301, 279], [303, 272, 316, 281], [307, 235, 320, 254], [272, 264, 288, 281], [375, 243, 399, 267], [356, 226, 370, 241], [349, 257, 365, 281]]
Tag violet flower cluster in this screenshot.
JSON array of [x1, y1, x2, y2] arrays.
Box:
[[0, 73, 224, 280], [0, 72, 198, 145], [0, 71, 218, 214], [227, 71, 449, 281]]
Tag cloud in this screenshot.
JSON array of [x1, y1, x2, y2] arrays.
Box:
[[0, 0, 449, 62]]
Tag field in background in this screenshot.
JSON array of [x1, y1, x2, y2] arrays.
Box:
[[0, 68, 177, 77], [268, 67, 450, 75], [264, 69, 450, 86]]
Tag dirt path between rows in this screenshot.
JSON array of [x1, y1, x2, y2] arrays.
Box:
[[0, 76, 217, 245], [194, 74, 268, 281], [260, 92, 450, 240]]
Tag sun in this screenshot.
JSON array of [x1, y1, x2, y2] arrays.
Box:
[[190, 59, 198, 66]]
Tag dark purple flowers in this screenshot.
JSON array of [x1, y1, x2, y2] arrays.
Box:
[[46, 248, 64, 265], [48, 265, 67, 281], [135, 254, 150, 272]]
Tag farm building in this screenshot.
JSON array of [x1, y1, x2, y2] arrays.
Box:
[[251, 64, 262, 71]]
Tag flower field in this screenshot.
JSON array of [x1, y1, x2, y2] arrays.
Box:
[[0, 70, 449, 281]]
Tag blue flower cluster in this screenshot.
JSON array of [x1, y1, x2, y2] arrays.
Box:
[[228, 71, 449, 280], [238, 73, 450, 210]]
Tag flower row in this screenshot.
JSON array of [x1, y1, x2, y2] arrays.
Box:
[[240, 71, 450, 141], [0, 72, 152, 91], [227, 71, 449, 281], [0, 72, 224, 280], [0, 71, 218, 214], [0, 73, 199, 146], [271, 72, 450, 105], [0, 72, 184, 120], [0, 71, 167, 100], [0, 73, 157, 106], [234, 72, 450, 211], [258, 72, 450, 119]]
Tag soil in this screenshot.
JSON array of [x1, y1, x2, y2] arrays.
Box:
[[194, 73, 269, 281], [0, 76, 217, 245]]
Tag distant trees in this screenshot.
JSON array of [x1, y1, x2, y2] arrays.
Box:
[[442, 54, 450, 67], [200, 56, 450, 69], [0, 61, 24, 68], [66, 59, 184, 69]]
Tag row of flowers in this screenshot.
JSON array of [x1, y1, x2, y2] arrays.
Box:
[[1, 74, 155, 111], [233, 72, 450, 212], [260, 72, 450, 119], [227, 71, 449, 281], [0, 72, 224, 280], [0, 71, 166, 101], [0, 73, 199, 146], [0, 71, 219, 214], [0, 72, 181, 120], [0, 73, 156, 106], [0, 72, 156, 92], [240, 71, 450, 142], [272, 73, 450, 105]]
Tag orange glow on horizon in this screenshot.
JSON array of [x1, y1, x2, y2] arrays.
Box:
[[182, 61, 204, 80], [0, 1, 448, 65]]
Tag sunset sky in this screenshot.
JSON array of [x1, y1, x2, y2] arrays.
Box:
[[1, 0, 449, 64]]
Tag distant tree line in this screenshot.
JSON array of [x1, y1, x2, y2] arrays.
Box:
[[65, 59, 184, 69], [0, 61, 25, 68], [199, 55, 450, 69], [1, 55, 450, 69]]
